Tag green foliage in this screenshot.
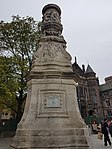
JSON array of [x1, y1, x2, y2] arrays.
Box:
[[0, 56, 18, 111], [0, 16, 40, 122]]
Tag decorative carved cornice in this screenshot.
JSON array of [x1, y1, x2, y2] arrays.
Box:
[[27, 71, 78, 82]]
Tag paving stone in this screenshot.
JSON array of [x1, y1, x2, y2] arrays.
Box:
[[0, 134, 112, 149]]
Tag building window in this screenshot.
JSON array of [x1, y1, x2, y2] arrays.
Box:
[[106, 101, 111, 106], [93, 89, 96, 96], [5, 113, 8, 115], [104, 92, 109, 96], [107, 110, 112, 116], [80, 87, 83, 95]]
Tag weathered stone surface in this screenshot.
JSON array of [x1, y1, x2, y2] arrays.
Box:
[[10, 4, 93, 149]]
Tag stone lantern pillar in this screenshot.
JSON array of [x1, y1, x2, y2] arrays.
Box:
[[10, 4, 93, 149]]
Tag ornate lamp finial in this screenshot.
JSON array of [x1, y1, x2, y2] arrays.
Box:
[[41, 4, 63, 36]]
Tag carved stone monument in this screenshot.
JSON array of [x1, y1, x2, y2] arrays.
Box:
[[10, 4, 93, 149]]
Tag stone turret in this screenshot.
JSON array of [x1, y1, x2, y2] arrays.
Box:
[[85, 64, 103, 118], [86, 64, 96, 77]]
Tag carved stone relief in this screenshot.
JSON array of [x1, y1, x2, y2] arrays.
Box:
[[42, 6, 62, 36], [33, 42, 71, 63], [43, 10, 61, 24]]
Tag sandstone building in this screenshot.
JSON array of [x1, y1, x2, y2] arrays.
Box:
[[72, 58, 112, 123], [100, 76, 112, 118]]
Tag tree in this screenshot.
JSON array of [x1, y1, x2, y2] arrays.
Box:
[[0, 16, 40, 122], [0, 56, 18, 113]]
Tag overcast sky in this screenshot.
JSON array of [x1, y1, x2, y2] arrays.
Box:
[[0, 0, 112, 84]]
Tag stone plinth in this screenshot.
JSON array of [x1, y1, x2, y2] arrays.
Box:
[[10, 4, 93, 149]]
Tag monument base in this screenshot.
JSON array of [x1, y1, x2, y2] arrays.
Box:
[[10, 77, 93, 149], [10, 128, 93, 149]]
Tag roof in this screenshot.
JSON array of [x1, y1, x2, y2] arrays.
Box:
[[100, 82, 112, 91], [86, 64, 95, 74]]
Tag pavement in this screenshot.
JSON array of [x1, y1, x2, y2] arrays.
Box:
[[0, 138, 11, 149], [0, 134, 112, 149]]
